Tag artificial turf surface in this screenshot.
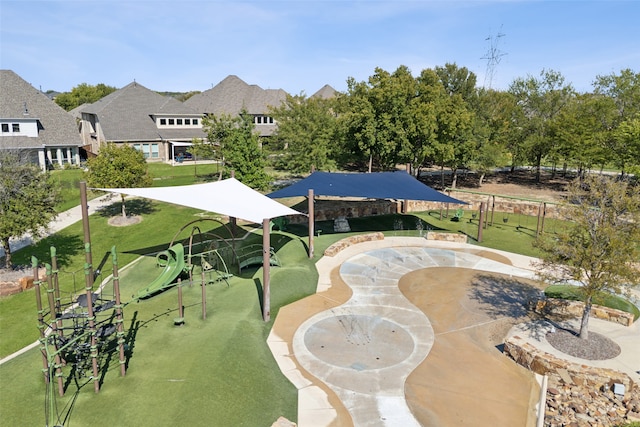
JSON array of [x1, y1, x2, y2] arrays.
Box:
[[0, 232, 315, 426]]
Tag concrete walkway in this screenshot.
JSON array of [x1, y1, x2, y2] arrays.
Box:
[[268, 237, 640, 426], [0, 193, 116, 259]]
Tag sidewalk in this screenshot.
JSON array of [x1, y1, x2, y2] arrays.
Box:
[[0, 193, 117, 259]]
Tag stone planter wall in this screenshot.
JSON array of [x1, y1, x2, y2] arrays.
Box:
[[323, 232, 385, 257], [425, 232, 467, 243], [535, 298, 635, 327], [504, 335, 640, 426]]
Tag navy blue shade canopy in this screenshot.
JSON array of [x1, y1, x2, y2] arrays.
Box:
[[268, 171, 466, 204]]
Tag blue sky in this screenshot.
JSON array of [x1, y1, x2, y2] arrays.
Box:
[[1, 1, 638, 95]]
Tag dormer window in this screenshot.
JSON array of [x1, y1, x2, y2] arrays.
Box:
[[12, 124, 20, 132]]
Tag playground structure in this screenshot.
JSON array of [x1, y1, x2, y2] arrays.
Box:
[[33, 244, 126, 427], [33, 217, 285, 427], [35, 217, 283, 392], [134, 218, 281, 302]]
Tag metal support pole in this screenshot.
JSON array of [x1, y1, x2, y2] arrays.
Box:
[[477, 202, 486, 243], [201, 269, 206, 320], [308, 189, 314, 259], [262, 218, 271, 322], [177, 278, 184, 324]]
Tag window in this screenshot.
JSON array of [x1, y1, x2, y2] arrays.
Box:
[[160, 119, 167, 125], [1, 124, 8, 133], [269, 117, 274, 124], [151, 144, 159, 158], [184, 119, 190, 125], [192, 119, 198, 125], [176, 119, 183, 125], [168, 119, 175, 125], [12, 124, 20, 132]]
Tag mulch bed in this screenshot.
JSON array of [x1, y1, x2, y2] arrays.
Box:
[[546, 328, 621, 360]]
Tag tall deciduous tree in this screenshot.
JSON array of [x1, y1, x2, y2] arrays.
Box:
[[341, 66, 420, 172], [420, 66, 475, 188], [201, 109, 270, 190], [470, 89, 515, 185], [0, 151, 60, 268], [593, 69, 640, 177], [86, 143, 152, 218], [509, 69, 575, 182], [55, 83, 117, 111], [534, 175, 640, 340], [269, 94, 338, 173]]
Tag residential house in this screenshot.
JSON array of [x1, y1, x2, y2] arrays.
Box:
[[0, 70, 83, 170], [77, 81, 205, 162], [311, 84, 337, 99], [184, 75, 287, 137]]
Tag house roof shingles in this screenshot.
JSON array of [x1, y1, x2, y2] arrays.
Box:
[[81, 81, 205, 142], [184, 75, 287, 116], [0, 70, 83, 149]]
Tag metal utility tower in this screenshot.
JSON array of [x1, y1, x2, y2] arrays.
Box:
[[482, 28, 506, 89]]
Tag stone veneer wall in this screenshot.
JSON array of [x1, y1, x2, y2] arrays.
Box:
[[323, 232, 385, 257], [535, 298, 636, 327], [286, 192, 564, 225], [504, 335, 640, 426], [408, 190, 564, 220]]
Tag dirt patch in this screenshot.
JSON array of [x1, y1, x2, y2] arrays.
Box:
[[107, 215, 142, 227], [420, 168, 571, 203]]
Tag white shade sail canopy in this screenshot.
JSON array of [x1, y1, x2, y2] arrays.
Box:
[[96, 178, 303, 224]]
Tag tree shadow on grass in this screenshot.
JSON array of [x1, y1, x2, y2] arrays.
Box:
[[13, 233, 84, 269], [96, 198, 157, 218]]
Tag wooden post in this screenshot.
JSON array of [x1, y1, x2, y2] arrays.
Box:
[[485, 196, 490, 229], [308, 189, 314, 259], [45, 263, 64, 396], [33, 257, 49, 384], [477, 202, 486, 243], [536, 202, 546, 236], [262, 218, 271, 322], [110, 247, 127, 376], [81, 179, 99, 393], [489, 195, 495, 226]]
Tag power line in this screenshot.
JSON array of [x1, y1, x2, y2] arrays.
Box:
[[481, 27, 507, 89]]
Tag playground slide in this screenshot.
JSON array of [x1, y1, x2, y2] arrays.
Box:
[[135, 243, 188, 300]]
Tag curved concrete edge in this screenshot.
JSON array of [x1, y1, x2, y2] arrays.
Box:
[[506, 318, 640, 383], [269, 236, 546, 427]]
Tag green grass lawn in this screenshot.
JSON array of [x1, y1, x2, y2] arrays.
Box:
[[545, 284, 640, 320]]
